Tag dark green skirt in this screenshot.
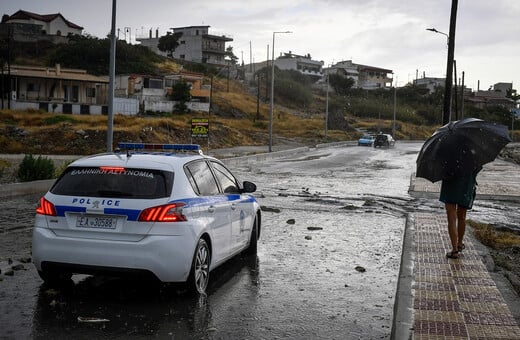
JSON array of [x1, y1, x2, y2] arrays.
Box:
[[439, 175, 477, 209]]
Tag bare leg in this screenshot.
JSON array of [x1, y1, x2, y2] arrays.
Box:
[[457, 206, 467, 249], [445, 203, 458, 254]]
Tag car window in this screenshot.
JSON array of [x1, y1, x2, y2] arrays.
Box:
[[184, 160, 220, 196], [210, 161, 239, 193], [50, 166, 173, 199]]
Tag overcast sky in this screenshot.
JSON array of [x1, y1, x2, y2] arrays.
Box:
[[3, 0, 519, 90]]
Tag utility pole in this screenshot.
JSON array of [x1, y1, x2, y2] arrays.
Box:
[[442, 0, 458, 124], [325, 74, 329, 139], [461, 71, 465, 119], [7, 25, 12, 110], [453, 59, 458, 120], [107, 0, 117, 152]]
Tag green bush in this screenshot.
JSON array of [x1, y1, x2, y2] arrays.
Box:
[[43, 115, 78, 125], [0, 159, 10, 179], [17, 154, 55, 182]]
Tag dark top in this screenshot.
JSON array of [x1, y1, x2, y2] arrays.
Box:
[[439, 174, 477, 209]]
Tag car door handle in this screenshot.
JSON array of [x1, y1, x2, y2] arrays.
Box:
[[208, 206, 215, 213]]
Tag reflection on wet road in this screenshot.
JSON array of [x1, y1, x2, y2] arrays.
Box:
[[3, 142, 517, 339]]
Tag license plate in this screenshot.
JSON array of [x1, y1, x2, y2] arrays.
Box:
[[76, 216, 118, 229]]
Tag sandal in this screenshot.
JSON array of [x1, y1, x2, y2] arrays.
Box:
[[446, 251, 459, 259], [457, 244, 466, 252]]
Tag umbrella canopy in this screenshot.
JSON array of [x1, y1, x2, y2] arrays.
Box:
[[416, 118, 512, 183]]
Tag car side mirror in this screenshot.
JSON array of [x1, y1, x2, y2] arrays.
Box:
[[242, 181, 257, 193]]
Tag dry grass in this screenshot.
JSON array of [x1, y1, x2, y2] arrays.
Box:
[[468, 219, 520, 250], [0, 68, 440, 155]]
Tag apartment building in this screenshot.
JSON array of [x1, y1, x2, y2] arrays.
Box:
[[326, 60, 393, 90], [274, 52, 324, 81], [137, 26, 232, 66]]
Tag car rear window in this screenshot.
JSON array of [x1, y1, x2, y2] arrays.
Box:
[[50, 166, 174, 199]]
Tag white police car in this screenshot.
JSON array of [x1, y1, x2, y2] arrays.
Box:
[[32, 143, 261, 294]]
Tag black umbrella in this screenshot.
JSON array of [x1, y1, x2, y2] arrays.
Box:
[[416, 118, 512, 183]]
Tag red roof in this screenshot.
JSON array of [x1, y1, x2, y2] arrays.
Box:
[[3, 10, 83, 30]]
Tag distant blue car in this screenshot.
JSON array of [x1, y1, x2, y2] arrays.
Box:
[[358, 135, 375, 146]]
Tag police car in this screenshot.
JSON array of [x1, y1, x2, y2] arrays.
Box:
[[32, 143, 261, 294]]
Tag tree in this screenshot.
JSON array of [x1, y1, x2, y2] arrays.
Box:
[[225, 46, 238, 65], [158, 32, 182, 57], [170, 79, 191, 113], [328, 74, 355, 95]]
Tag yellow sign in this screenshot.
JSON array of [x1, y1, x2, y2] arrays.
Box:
[[191, 118, 209, 138]]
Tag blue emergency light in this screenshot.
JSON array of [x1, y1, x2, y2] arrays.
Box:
[[117, 142, 202, 153]]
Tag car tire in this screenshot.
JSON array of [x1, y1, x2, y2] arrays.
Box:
[[244, 217, 259, 255], [37, 269, 72, 285], [187, 238, 210, 295]]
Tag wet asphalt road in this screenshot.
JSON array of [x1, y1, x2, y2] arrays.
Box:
[[0, 142, 443, 339]]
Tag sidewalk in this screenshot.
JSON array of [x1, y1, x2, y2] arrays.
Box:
[[395, 159, 520, 339]]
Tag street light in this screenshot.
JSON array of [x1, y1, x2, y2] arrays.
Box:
[[426, 28, 449, 46], [427, 24, 457, 124], [427, 0, 458, 125], [269, 30, 292, 152]]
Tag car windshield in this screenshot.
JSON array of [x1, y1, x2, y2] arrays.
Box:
[[50, 166, 174, 199]]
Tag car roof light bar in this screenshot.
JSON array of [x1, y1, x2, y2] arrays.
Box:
[[117, 143, 203, 154]]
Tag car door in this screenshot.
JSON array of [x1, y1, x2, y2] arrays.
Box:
[[184, 160, 231, 264], [210, 161, 252, 254]]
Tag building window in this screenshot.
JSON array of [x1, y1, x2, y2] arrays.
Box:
[[180, 54, 185, 59], [27, 83, 39, 92], [86, 88, 96, 98], [72, 86, 79, 102], [56, 30, 62, 36], [180, 41, 185, 44], [148, 79, 163, 89]]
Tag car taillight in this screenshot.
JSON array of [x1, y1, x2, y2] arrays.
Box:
[[36, 197, 57, 216], [138, 203, 187, 222]]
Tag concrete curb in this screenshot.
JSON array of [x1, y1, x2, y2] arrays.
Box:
[[390, 213, 415, 340], [0, 179, 55, 198], [1, 146, 313, 197], [220, 146, 311, 167]]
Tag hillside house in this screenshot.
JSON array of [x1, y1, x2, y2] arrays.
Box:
[[274, 52, 324, 81], [466, 85, 515, 110], [137, 26, 232, 66], [326, 60, 393, 90], [0, 9, 83, 44], [114, 71, 210, 113], [1, 64, 108, 114], [413, 77, 445, 94]]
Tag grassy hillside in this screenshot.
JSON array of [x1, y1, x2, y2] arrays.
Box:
[[0, 79, 435, 156]]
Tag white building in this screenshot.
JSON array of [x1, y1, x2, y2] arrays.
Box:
[[274, 52, 324, 81], [0, 10, 83, 43], [326, 60, 393, 90], [137, 26, 232, 66], [413, 77, 445, 93]]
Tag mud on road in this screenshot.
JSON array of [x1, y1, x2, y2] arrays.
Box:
[[1, 143, 519, 339], [0, 189, 405, 339]]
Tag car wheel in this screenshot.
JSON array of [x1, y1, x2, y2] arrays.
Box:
[[244, 217, 259, 255], [187, 238, 210, 295], [37, 269, 72, 285]]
